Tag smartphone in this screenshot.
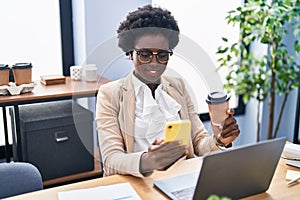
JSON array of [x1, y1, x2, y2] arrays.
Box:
[[164, 120, 191, 145]]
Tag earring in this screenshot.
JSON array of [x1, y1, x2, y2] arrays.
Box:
[[129, 53, 133, 60], [126, 51, 133, 60]]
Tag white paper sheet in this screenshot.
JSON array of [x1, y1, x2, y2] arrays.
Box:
[[283, 143, 300, 160], [286, 159, 300, 168], [286, 169, 300, 181], [58, 182, 141, 200]]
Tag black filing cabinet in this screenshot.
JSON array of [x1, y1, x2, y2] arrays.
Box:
[[10, 100, 94, 181]]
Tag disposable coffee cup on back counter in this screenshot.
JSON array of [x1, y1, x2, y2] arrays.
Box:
[[83, 64, 97, 82], [0, 64, 10, 86], [12, 63, 32, 86], [206, 91, 230, 135]]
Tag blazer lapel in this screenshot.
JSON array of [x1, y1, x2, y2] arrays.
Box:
[[119, 73, 135, 153], [163, 79, 189, 120]]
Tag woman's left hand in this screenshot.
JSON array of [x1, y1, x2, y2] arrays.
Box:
[[218, 109, 240, 146]]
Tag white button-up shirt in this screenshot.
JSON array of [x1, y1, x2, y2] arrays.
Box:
[[132, 74, 181, 152]]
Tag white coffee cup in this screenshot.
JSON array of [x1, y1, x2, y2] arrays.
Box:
[[70, 66, 82, 81], [84, 64, 97, 82]]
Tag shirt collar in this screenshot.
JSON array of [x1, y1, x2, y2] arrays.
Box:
[[132, 70, 170, 96], [132, 71, 146, 97]]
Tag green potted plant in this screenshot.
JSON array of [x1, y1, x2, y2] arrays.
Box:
[[217, 0, 300, 141]]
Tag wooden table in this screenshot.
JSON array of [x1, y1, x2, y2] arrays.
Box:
[[0, 77, 109, 106], [0, 76, 109, 162], [4, 157, 300, 200]]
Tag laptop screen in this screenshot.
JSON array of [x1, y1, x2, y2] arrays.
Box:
[[154, 137, 286, 200]]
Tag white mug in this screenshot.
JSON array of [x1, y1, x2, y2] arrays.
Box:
[[83, 64, 97, 82], [70, 66, 82, 81]]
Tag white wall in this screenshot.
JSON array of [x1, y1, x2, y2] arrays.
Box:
[[72, 0, 150, 80], [0, 1, 62, 146]]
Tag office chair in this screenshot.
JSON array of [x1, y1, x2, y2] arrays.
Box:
[[0, 162, 43, 199]]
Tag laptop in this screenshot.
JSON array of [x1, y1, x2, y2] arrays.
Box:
[[154, 137, 286, 200]]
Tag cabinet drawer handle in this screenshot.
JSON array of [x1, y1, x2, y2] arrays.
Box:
[[56, 136, 69, 142], [55, 131, 69, 143]]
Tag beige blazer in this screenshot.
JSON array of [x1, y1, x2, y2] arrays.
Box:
[[96, 72, 219, 177]]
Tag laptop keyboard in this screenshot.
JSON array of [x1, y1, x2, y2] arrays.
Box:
[[171, 186, 195, 200]]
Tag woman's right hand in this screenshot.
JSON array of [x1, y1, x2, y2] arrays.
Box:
[[140, 139, 187, 175]]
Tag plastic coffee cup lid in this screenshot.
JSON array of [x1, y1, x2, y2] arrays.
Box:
[[12, 63, 32, 69], [84, 64, 97, 70], [206, 91, 230, 104], [0, 64, 9, 70]]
